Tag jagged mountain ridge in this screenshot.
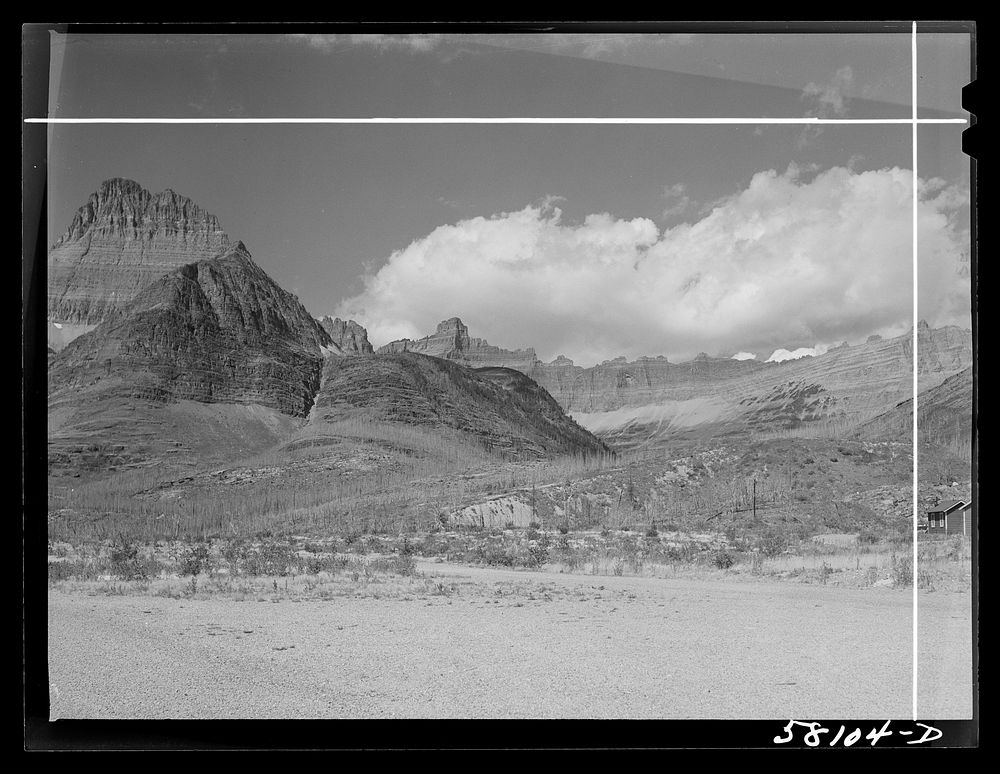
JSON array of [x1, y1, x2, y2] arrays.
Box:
[[48, 178, 232, 336]]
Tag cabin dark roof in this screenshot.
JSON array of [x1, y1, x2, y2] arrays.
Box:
[[929, 499, 967, 514]]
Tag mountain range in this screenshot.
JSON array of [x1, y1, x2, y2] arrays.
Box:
[[45, 180, 605, 474], [45, 179, 974, 475]]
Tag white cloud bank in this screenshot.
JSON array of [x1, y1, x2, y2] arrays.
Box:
[[337, 166, 970, 367], [766, 346, 828, 363]]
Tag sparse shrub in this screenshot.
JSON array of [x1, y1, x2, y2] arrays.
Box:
[[756, 530, 787, 558], [527, 541, 549, 568], [48, 560, 92, 582], [179, 540, 212, 576], [393, 551, 417, 576], [890, 553, 913, 587], [225, 539, 294, 577], [109, 535, 150, 580], [713, 550, 736, 570]]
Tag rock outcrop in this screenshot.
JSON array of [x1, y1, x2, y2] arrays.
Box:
[[377, 317, 537, 371], [317, 316, 373, 355], [48, 178, 231, 347]]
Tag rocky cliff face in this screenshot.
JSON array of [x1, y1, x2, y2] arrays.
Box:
[[527, 353, 767, 413], [381, 317, 972, 446], [317, 316, 374, 355], [49, 242, 333, 418], [48, 178, 231, 342], [377, 317, 538, 371], [310, 352, 608, 459]]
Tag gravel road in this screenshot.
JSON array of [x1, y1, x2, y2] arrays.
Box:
[[48, 562, 973, 719]]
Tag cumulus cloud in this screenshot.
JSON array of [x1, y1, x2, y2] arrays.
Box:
[[802, 66, 854, 117], [336, 166, 971, 367], [661, 183, 692, 220], [799, 66, 854, 147]]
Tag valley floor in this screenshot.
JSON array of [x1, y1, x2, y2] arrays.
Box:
[[48, 561, 973, 720]]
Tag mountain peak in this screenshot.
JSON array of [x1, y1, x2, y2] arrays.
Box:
[[437, 316, 468, 333], [96, 177, 146, 197], [377, 317, 537, 370], [49, 179, 232, 332], [51, 243, 333, 421], [317, 316, 374, 355]]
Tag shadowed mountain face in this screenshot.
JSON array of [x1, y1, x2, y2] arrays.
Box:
[[49, 243, 333, 418], [310, 353, 609, 460], [47, 178, 232, 348]]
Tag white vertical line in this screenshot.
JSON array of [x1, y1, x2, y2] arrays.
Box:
[[912, 19, 920, 723]]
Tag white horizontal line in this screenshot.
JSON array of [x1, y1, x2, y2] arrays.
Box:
[[25, 117, 969, 125]]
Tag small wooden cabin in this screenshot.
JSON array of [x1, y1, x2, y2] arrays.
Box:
[[927, 499, 973, 536]]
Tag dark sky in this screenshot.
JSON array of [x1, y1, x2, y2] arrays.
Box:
[[39, 29, 973, 364]]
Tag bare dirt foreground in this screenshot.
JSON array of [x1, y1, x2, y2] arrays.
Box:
[[48, 562, 973, 719]]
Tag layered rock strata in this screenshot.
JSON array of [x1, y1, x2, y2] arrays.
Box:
[[48, 178, 231, 347], [377, 317, 537, 371], [311, 352, 609, 459], [49, 243, 333, 418], [318, 316, 374, 355]]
